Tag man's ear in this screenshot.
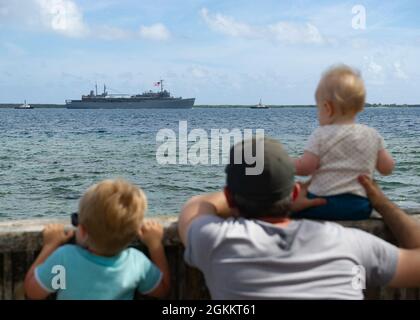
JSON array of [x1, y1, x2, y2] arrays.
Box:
[[224, 187, 236, 208], [291, 183, 301, 202]]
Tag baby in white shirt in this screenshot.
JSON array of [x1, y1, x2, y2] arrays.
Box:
[[293, 65, 395, 220]]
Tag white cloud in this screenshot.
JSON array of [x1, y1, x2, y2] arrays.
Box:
[[367, 61, 383, 75], [200, 7, 325, 44], [200, 8, 256, 38], [0, 0, 87, 37], [393, 61, 408, 80], [139, 23, 170, 41], [367, 61, 385, 85], [0, 0, 170, 41], [268, 22, 324, 44], [363, 56, 386, 85], [36, 0, 88, 37]]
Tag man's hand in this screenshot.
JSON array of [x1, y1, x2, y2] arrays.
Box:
[[138, 220, 164, 251], [358, 174, 389, 209], [43, 224, 74, 249], [291, 181, 327, 212]]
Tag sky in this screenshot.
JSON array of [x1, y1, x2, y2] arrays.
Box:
[[1, 0, 420, 105]]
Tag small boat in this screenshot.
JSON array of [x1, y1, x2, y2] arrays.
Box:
[[250, 98, 269, 109], [15, 100, 33, 109]]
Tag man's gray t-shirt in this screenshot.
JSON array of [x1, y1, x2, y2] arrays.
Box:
[[184, 215, 399, 299]]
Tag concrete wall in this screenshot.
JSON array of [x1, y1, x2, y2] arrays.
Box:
[[1, 213, 420, 300]]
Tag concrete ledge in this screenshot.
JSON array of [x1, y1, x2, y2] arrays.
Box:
[[2, 213, 420, 252], [0, 217, 179, 253], [1, 213, 420, 300]]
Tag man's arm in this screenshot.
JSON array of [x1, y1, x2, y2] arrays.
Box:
[[359, 175, 420, 248], [178, 184, 326, 246], [359, 175, 420, 287], [178, 192, 231, 246]]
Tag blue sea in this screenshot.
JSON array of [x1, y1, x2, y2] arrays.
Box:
[[0, 107, 419, 220]]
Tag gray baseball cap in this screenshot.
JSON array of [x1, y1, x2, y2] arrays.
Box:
[[225, 137, 295, 202]]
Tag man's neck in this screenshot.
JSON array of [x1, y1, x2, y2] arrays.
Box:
[[258, 216, 291, 227]]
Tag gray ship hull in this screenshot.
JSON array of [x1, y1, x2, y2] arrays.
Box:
[[66, 98, 195, 109]]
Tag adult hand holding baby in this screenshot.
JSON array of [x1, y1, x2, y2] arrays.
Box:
[[358, 175, 388, 209], [291, 180, 327, 213]]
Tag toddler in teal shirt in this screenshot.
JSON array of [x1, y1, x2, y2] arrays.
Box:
[[24, 179, 170, 300]]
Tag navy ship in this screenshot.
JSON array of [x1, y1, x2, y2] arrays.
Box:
[[66, 80, 195, 109]]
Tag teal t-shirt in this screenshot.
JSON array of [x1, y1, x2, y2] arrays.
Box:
[[35, 244, 162, 300]]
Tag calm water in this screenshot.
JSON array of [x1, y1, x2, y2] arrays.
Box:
[[0, 107, 419, 220]]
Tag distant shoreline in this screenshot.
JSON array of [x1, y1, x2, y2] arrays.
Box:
[[194, 104, 420, 108], [0, 103, 419, 109]]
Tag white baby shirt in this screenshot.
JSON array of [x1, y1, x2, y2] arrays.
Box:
[[305, 124, 385, 197]]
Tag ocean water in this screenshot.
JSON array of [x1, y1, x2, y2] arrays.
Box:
[[0, 107, 419, 220]]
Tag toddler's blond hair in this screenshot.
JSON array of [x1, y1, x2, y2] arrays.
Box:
[[79, 179, 147, 256], [316, 64, 366, 115]]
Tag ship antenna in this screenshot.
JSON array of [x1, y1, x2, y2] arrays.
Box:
[[95, 82, 98, 96], [160, 79, 164, 93]]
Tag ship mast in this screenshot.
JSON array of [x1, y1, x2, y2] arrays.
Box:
[[160, 79, 164, 93]]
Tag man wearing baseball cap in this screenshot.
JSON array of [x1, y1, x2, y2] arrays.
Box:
[[178, 137, 420, 299]]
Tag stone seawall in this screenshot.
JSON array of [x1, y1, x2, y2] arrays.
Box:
[[1, 213, 420, 300]]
